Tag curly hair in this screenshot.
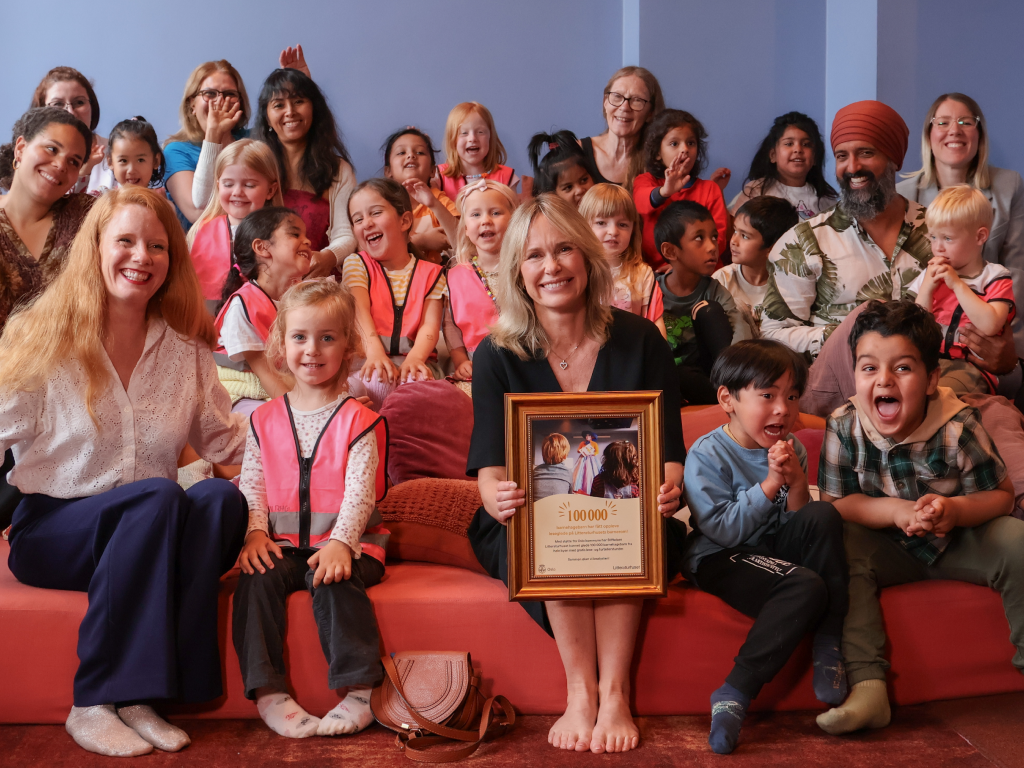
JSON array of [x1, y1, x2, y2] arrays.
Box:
[[643, 109, 708, 180], [601, 441, 639, 488], [0, 107, 92, 190]]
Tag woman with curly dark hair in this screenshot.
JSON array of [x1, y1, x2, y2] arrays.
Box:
[[253, 68, 356, 278], [729, 111, 837, 220]]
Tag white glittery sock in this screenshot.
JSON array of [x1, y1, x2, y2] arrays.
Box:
[[256, 692, 321, 738], [317, 687, 374, 736], [66, 705, 153, 757], [116, 704, 191, 752]]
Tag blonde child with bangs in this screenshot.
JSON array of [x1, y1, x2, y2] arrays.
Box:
[[233, 279, 390, 741], [909, 184, 1015, 394], [435, 102, 530, 199], [187, 139, 284, 307], [579, 184, 666, 338], [444, 179, 519, 380]]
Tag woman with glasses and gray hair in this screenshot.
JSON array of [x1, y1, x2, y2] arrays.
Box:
[[897, 93, 1024, 357]]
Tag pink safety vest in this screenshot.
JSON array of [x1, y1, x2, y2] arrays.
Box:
[[447, 263, 498, 354], [214, 281, 277, 356], [360, 251, 443, 358], [251, 395, 390, 561], [191, 215, 232, 301], [646, 280, 664, 323], [436, 164, 515, 200]]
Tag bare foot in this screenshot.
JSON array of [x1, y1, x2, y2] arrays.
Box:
[[591, 692, 639, 753], [547, 691, 598, 751]]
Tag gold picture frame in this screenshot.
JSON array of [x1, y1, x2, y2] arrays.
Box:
[[505, 391, 666, 601]]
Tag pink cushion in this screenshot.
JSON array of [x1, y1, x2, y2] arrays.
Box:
[[379, 380, 474, 484]]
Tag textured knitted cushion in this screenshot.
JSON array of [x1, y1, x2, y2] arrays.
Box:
[[380, 380, 474, 484], [378, 478, 485, 573]]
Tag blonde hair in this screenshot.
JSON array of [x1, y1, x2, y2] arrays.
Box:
[[924, 184, 994, 231], [491, 194, 613, 360], [908, 93, 991, 191], [542, 433, 570, 465], [441, 102, 507, 179], [265, 280, 363, 388], [187, 139, 284, 246], [0, 187, 213, 423], [601, 67, 665, 191], [453, 179, 519, 265], [578, 183, 647, 299], [165, 60, 250, 146]]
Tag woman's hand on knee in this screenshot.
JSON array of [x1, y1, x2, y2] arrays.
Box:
[[493, 481, 526, 524], [308, 540, 353, 587], [239, 530, 284, 575]]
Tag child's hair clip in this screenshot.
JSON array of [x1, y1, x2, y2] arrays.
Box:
[[548, 142, 559, 150]]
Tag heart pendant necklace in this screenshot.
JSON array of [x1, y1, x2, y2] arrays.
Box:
[[554, 340, 583, 370]]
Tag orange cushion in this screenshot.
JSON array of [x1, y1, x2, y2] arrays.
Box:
[[378, 478, 485, 573]]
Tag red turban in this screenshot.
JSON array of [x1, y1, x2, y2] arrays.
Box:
[[830, 100, 910, 170]]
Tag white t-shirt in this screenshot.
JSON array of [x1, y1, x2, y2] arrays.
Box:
[[731, 180, 837, 220], [713, 263, 768, 337], [610, 262, 657, 316]]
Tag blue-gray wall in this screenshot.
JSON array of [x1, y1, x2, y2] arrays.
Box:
[[3, 0, 1022, 194]]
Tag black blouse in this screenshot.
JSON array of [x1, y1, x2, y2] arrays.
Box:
[[467, 309, 685, 474], [580, 137, 619, 186]]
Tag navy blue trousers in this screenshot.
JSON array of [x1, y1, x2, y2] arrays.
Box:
[[7, 477, 246, 707]]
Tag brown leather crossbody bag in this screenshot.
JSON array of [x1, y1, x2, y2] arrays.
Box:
[[370, 651, 515, 762]]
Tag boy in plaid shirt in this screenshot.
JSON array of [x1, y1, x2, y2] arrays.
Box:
[[817, 300, 1023, 735]]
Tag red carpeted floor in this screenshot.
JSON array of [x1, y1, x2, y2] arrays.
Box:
[[2, 692, 1023, 767]]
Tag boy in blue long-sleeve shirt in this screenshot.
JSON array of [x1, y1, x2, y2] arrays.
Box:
[[683, 339, 849, 754]]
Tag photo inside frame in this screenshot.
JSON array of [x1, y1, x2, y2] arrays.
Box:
[[528, 416, 644, 578]]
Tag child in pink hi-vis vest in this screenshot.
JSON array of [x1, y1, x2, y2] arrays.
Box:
[[233, 280, 390, 740], [343, 178, 447, 407], [434, 101, 529, 199], [187, 139, 283, 307], [444, 179, 518, 381]]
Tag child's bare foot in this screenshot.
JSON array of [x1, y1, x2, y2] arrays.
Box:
[[547, 691, 598, 751], [591, 692, 639, 753]]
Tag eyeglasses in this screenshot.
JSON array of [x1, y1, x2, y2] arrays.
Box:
[[605, 91, 649, 111], [197, 89, 241, 103], [47, 98, 89, 112], [931, 116, 981, 129]]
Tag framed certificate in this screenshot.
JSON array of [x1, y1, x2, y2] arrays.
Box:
[[505, 391, 666, 601]]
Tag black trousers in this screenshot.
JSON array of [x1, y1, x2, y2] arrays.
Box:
[[232, 547, 385, 698], [690, 502, 848, 699], [8, 478, 247, 706], [678, 300, 735, 406], [0, 449, 22, 531]]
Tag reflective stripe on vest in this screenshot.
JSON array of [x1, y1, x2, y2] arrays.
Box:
[[251, 395, 390, 561], [214, 281, 277, 356], [359, 251, 443, 357], [191, 215, 232, 301], [447, 263, 498, 353], [436, 164, 515, 200]]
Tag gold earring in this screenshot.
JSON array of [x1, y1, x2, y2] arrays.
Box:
[[12, 158, 20, 169]]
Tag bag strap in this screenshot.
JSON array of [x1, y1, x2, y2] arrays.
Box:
[[399, 696, 516, 763], [380, 655, 514, 762]]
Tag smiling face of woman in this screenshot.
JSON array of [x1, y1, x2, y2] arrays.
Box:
[[929, 98, 981, 172], [266, 89, 314, 145], [603, 75, 652, 140], [13, 123, 87, 205], [520, 213, 589, 314], [44, 80, 93, 129], [191, 71, 241, 132], [99, 203, 170, 314]]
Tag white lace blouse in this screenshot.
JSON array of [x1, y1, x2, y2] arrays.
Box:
[[0, 318, 247, 498]]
